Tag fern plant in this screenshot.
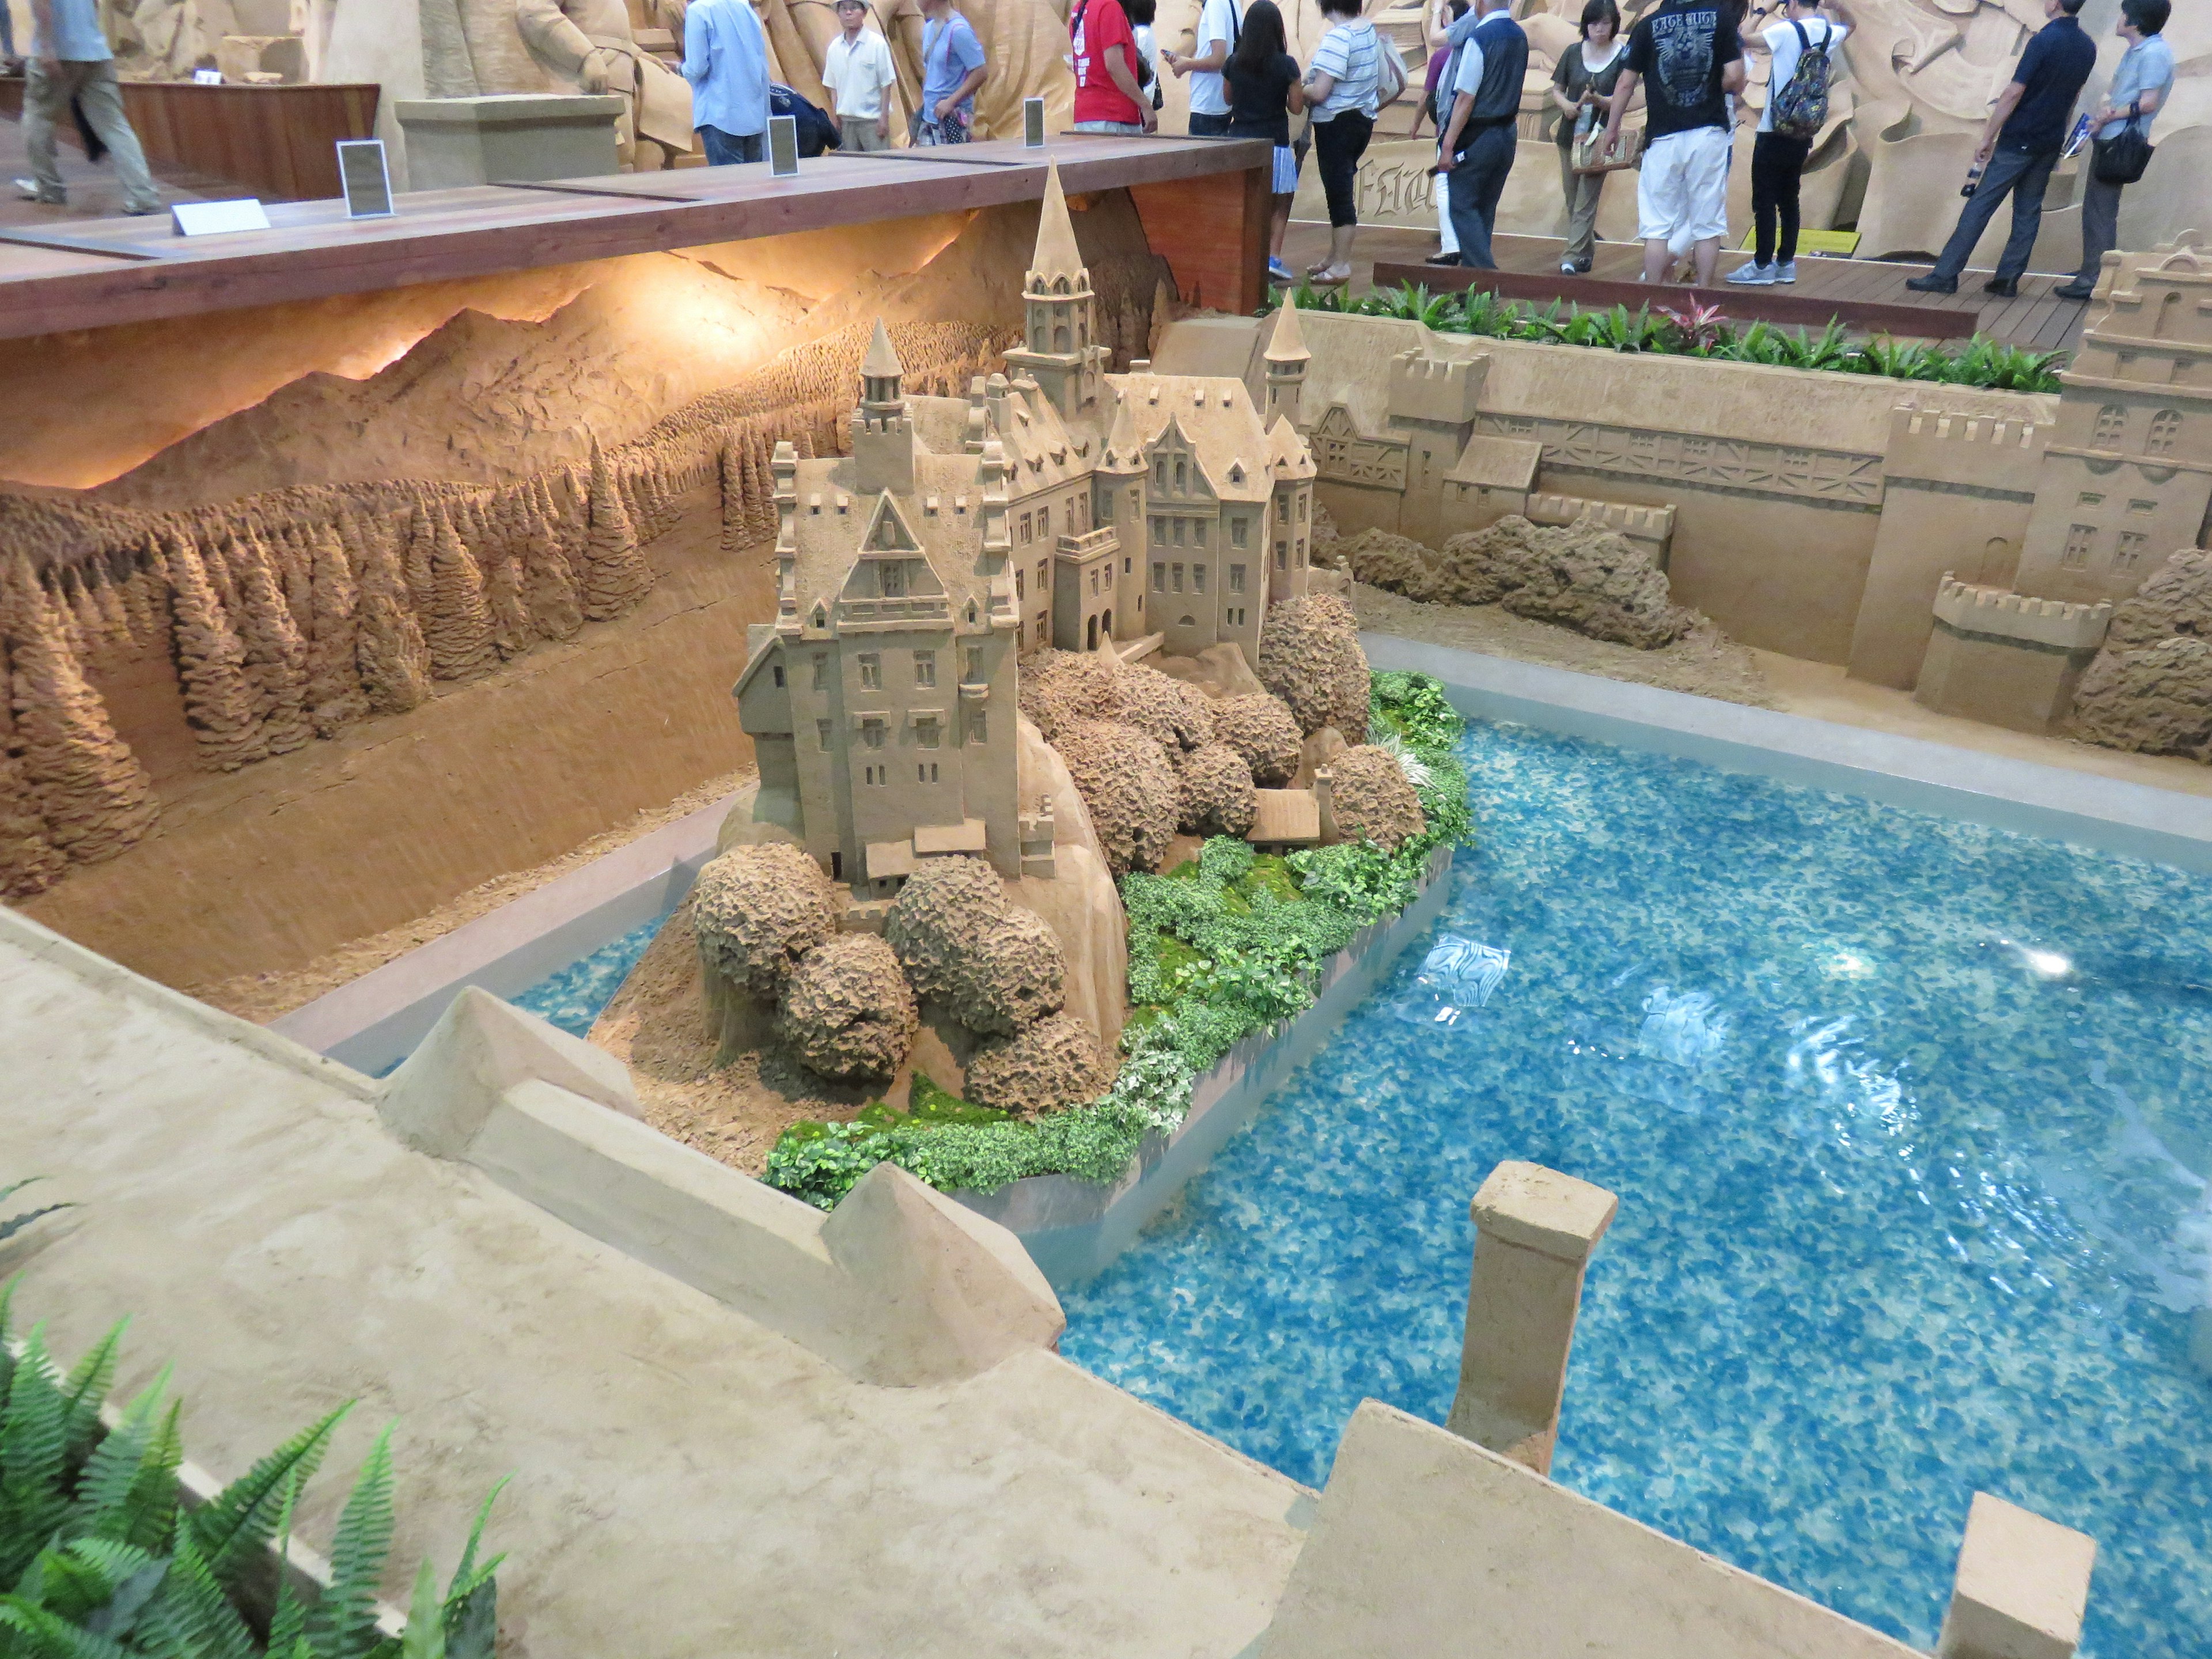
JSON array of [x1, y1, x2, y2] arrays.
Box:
[[0, 1287, 505, 1659], [0, 1179, 74, 1247]]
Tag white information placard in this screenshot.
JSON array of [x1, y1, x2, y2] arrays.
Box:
[[337, 139, 394, 218], [1023, 97, 1046, 147], [171, 198, 272, 237], [768, 113, 800, 177]]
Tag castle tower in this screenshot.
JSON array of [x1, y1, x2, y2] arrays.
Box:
[[1388, 347, 1487, 548], [1264, 291, 1310, 428], [2012, 239, 2212, 608], [1004, 162, 1105, 427], [850, 319, 915, 497]]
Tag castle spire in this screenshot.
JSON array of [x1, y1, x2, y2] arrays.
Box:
[[862, 318, 903, 381], [1266, 290, 1309, 364], [1030, 161, 1085, 285]]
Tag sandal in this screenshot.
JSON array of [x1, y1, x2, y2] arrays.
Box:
[[1309, 264, 1353, 286]]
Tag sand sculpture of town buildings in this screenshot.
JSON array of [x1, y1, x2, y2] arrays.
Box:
[[732, 167, 1316, 899], [1259, 236, 2212, 740]]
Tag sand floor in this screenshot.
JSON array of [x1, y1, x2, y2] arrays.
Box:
[[189, 767, 756, 1024]]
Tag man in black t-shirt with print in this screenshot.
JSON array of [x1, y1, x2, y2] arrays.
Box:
[[1599, 0, 1744, 286], [1907, 0, 2096, 297]]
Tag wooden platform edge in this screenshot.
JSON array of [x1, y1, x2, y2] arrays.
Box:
[[1370, 260, 1984, 340]]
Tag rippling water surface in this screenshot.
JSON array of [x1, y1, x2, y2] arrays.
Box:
[[1060, 719, 2212, 1658]]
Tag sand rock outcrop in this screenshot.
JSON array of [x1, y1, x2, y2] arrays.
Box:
[[1110, 662, 1214, 757], [777, 933, 918, 1082], [964, 1010, 1110, 1118], [1048, 717, 1178, 878], [2069, 553, 2212, 759], [1257, 593, 1370, 741], [1014, 713, 1128, 1054], [1346, 517, 1694, 650], [1325, 744, 1426, 851], [1210, 692, 1303, 786], [692, 842, 839, 1002], [1176, 743, 1257, 838]]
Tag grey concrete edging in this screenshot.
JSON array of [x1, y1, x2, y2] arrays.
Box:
[[1365, 634, 2212, 873], [270, 791, 744, 1074], [952, 845, 1455, 1290]]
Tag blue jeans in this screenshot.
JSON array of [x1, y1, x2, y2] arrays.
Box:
[[700, 126, 764, 165], [1931, 144, 2057, 282], [1188, 111, 1232, 137], [1448, 122, 1516, 270]]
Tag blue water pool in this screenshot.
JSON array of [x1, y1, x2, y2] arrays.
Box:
[[509, 915, 666, 1037], [1059, 719, 2212, 1658]]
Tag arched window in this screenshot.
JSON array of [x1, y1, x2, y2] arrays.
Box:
[[2093, 404, 2127, 445], [1055, 324, 1069, 351], [2148, 410, 2183, 456]]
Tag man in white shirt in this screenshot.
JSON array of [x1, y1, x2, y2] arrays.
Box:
[[1166, 0, 1239, 136], [823, 0, 898, 151]]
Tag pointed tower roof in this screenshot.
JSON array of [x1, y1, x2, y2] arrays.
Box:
[[1030, 161, 1086, 283], [1265, 291, 1309, 364], [861, 318, 903, 380]]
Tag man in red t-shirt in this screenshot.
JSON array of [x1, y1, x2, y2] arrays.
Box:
[[1070, 0, 1158, 133]]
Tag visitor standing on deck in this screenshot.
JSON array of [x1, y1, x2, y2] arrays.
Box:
[[1224, 0, 1305, 283], [684, 0, 771, 163], [823, 0, 897, 153], [2055, 0, 2173, 301], [1906, 0, 2094, 297], [1600, 0, 1745, 286], [1301, 0, 1382, 286], [915, 0, 987, 143], [1435, 0, 1528, 272], [1728, 0, 1847, 286], [1166, 0, 1240, 136], [16, 0, 161, 214], [1419, 0, 1470, 265], [1070, 0, 1158, 135], [1549, 0, 1631, 275]]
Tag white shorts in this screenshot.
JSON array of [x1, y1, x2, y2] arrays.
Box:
[[1637, 126, 1733, 251]]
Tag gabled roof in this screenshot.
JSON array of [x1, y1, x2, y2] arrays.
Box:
[[1445, 434, 1541, 491], [981, 379, 1093, 494], [1102, 373, 1277, 502], [778, 438, 1002, 637], [1266, 412, 1315, 479]]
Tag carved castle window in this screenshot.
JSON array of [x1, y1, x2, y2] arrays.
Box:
[[914, 650, 937, 687], [2115, 531, 2149, 573], [2094, 404, 2127, 445], [2148, 411, 2182, 456], [2062, 524, 2096, 569], [858, 654, 882, 690]]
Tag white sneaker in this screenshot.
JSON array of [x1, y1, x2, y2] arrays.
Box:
[[1772, 259, 1798, 284], [1725, 262, 1776, 286], [1560, 259, 1577, 274]]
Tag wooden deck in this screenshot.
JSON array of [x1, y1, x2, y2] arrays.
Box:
[[1284, 223, 2092, 355], [0, 134, 1271, 342]]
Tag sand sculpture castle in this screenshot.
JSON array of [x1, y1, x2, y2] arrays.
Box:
[[733, 166, 1319, 901]]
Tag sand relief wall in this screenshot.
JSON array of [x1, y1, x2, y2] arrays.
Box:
[[0, 196, 1174, 990]]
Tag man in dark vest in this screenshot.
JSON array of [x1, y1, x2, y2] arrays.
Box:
[[1434, 0, 1529, 271]]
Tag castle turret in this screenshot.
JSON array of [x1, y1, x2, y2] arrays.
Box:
[[850, 319, 915, 496], [1004, 162, 1105, 427], [1264, 291, 1310, 428]]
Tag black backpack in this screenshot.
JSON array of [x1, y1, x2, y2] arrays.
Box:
[[770, 84, 840, 155]]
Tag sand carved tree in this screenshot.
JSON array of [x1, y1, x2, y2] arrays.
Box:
[[521, 474, 583, 641], [354, 512, 433, 715], [421, 499, 498, 682], [0, 569, 67, 898], [229, 532, 313, 757], [580, 435, 652, 622], [162, 532, 266, 772], [305, 520, 368, 737], [3, 559, 158, 866]]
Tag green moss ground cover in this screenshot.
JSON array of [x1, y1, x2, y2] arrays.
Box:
[[764, 671, 1474, 1210]]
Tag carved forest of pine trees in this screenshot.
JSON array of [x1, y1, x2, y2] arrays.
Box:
[[0, 319, 1021, 903]]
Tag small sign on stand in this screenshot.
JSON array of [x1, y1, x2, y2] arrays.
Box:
[[337, 139, 394, 218], [171, 198, 271, 237], [191, 68, 222, 85], [768, 114, 800, 178], [1022, 96, 1046, 147]]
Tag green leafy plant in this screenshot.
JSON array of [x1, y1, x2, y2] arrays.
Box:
[[1263, 286, 2067, 392], [0, 1179, 73, 1247], [0, 1288, 506, 1659]]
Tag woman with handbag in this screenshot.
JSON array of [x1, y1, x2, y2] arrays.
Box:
[[1302, 0, 1388, 286], [1549, 0, 1632, 275], [2055, 0, 2172, 302]]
